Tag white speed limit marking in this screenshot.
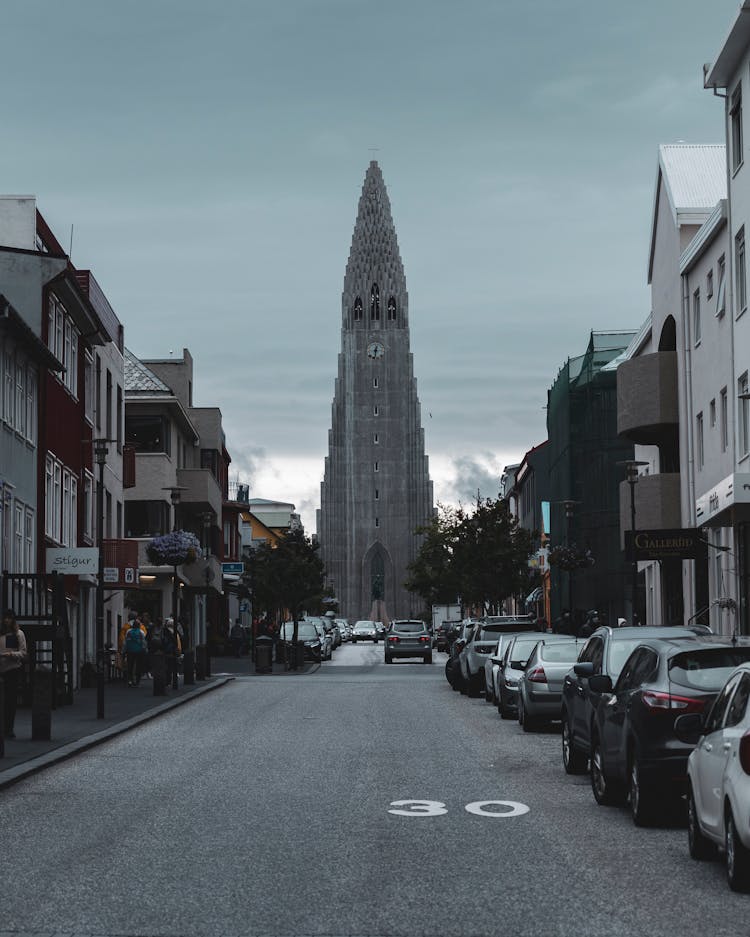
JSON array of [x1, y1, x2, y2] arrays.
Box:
[[387, 800, 448, 816], [464, 800, 530, 818], [387, 799, 529, 817]]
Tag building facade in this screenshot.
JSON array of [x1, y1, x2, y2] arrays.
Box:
[[318, 162, 434, 621]]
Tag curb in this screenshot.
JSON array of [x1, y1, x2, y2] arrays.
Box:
[[0, 676, 234, 792]]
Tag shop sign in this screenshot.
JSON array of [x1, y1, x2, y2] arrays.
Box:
[[625, 529, 707, 561]]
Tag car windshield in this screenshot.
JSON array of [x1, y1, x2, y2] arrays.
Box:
[[393, 622, 424, 633], [509, 638, 540, 664], [607, 638, 646, 679], [354, 622, 373, 630], [280, 623, 318, 640], [539, 642, 580, 663], [669, 647, 750, 690]]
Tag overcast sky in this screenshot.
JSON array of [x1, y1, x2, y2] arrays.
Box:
[[3, 0, 741, 530]]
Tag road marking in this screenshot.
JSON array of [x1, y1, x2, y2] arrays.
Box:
[[388, 800, 448, 816], [464, 800, 530, 818]]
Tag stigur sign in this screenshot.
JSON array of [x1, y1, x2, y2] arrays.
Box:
[[625, 529, 707, 561], [46, 547, 99, 575]]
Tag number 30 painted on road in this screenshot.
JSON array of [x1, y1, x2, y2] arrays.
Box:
[[388, 799, 529, 817]]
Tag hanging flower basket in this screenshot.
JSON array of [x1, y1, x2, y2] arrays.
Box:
[[548, 544, 595, 572], [146, 530, 201, 567]]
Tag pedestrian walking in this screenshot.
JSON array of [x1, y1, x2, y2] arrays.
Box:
[[124, 618, 147, 686], [0, 609, 27, 738], [553, 609, 573, 635]]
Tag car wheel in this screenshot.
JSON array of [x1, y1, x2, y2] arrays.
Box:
[[485, 683, 496, 705], [385, 655, 393, 664], [726, 807, 750, 892], [562, 717, 588, 775], [590, 737, 627, 806], [499, 691, 513, 719], [687, 785, 716, 861], [517, 695, 525, 727], [424, 654, 432, 664], [467, 675, 480, 698], [629, 757, 657, 827]]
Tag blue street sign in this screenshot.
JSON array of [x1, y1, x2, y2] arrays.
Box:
[[222, 562, 244, 576]]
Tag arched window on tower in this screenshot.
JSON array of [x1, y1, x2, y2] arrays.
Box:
[[353, 297, 363, 322], [370, 284, 380, 321], [371, 551, 384, 600], [387, 297, 397, 321]]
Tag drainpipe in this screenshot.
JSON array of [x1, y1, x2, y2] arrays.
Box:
[[682, 268, 697, 625]]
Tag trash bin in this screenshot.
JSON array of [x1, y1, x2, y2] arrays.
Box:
[[290, 642, 306, 671], [255, 636, 273, 673]]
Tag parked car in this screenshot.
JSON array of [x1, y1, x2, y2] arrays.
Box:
[[307, 617, 333, 660], [560, 625, 699, 776], [328, 620, 342, 649], [496, 632, 553, 717], [517, 637, 586, 731], [278, 621, 323, 662], [335, 619, 351, 641], [445, 620, 482, 691], [436, 620, 462, 652], [459, 618, 537, 698], [587, 637, 750, 824], [385, 620, 432, 664], [374, 621, 386, 642], [351, 620, 378, 643], [485, 630, 534, 705], [677, 661, 750, 891]]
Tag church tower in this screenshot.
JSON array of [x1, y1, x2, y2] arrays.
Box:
[[318, 162, 434, 621]]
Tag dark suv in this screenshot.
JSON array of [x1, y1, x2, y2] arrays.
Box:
[[588, 637, 750, 825], [385, 620, 432, 664], [561, 626, 699, 777]]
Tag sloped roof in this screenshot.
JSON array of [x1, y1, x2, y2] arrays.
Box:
[[124, 347, 171, 393], [659, 144, 726, 215], [648, 144, 726, 283]]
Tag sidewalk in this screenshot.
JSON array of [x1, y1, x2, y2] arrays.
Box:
[[211, 654, 321, 677], [0, 672, 233, 790]]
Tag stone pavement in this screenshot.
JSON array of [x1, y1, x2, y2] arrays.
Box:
[[0, 654, 319, 790]]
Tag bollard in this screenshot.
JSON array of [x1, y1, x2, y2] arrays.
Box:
[[206, 644, 211, 678], [255, 638, 273, 673], [152, 651, 166, 696], [32, 666, 53, 741], [171, 653, 179, 690], [195, 644, 206, 681], [183, 649, 195, 685]]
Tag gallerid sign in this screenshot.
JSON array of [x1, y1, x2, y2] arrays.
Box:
[[625, 529, 707, 561]]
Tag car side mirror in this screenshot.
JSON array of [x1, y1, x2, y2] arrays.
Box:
[[574, 662, 595, 678], [588, 674, 613, 694], [674, 712, 705, 745]]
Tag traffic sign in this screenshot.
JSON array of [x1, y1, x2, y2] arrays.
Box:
[[222, 562, 244, 576]]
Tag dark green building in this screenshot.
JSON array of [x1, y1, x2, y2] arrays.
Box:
[[547, 331, 635, 628]]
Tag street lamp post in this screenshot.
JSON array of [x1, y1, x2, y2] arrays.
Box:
[[561, 500, 579, 621], [619, 460, 649, 625], [162, 485, 187, 690], [94, 438, 111, 720]]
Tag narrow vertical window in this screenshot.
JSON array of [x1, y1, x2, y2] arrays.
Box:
[[373, 377, 378, 389], [710, 398, 716, 427], [353, 297, 363, 321], [696, 412, 704, 470], [375, 489, 379, 500], [717, 255, 727, 316], [387, 296, 397, 321], [374, 461, 379, 472], [721, 387, 728, 452], [739, 373, 749, 456], [370, 283, 380, 320], [375, 517, 379, 528], [693, 288, 701, 344], [374, 405, 379, 416], [732, 83, 743, 173], [373, 433, 379, 444], [706, 268, 714, 299], [736, 227, 747, 314]]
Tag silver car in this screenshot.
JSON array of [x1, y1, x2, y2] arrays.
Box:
[[351, 620, 377, 643], [517, 637, 586, 731], [496, 632, 555, 718], [485, 630, 536, 706], [460, 618, 537, 698], [384, 620, 432, 664]]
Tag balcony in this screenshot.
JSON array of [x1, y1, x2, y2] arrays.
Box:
[[177, 467, 222, 518], [620, 473, 681, 545], [617, 352, 678, 445], [133, 538, 222, 593]]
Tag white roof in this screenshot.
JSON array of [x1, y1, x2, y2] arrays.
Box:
[[659, 144, 726, 216], [648, 144, 726, 284]]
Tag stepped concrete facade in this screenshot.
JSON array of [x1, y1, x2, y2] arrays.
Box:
[[318, 162, 434, 622]]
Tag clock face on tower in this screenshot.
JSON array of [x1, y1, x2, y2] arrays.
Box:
[[367, 341, 385, 359]]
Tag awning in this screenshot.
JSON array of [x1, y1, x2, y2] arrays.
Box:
[[525, 587, 542, 605]]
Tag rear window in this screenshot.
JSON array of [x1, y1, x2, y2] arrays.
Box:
[[393, 622, 424, 633], [510, 638, 540, 662], [669, 647, 750, 690], [540, 643, 581, 663], [280, 623, 317, 640]]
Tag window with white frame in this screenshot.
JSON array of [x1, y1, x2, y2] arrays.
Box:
[[45, 453, 63, 542], [13, 502, 23, 573], [0, 487, 11, 572], [47, 294, 79, 397], [697, 412, 704, 470], [3, 349, 12, 425], [25, 365, 36, 444], [710, 398, 716, 427], [83, 471, 94, 541], [739, 373, 750, 457], [84, 350, 94, 424], [717, 255, 727, 317], [736, 227, 747, 314], [732, 83, 744, 173], [721, 387, 729, 452], [15, 360, 24, 436], [693, 288, 701, 344], [24, 507, 34, 574], [61, 469, 77, 547]]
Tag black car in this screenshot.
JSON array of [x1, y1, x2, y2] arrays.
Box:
[[588, 637, 750, 825], [278, 621, 322, 662], [561, 626, 699, 777], [436, 620, 462, 652], [445, 620, 481, 691]]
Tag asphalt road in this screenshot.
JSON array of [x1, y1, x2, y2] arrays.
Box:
[[2, 641, 748, 937]]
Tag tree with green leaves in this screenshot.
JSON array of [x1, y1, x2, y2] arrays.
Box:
[[405, 496, 535, 616], [245, 529, 327, 648]]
